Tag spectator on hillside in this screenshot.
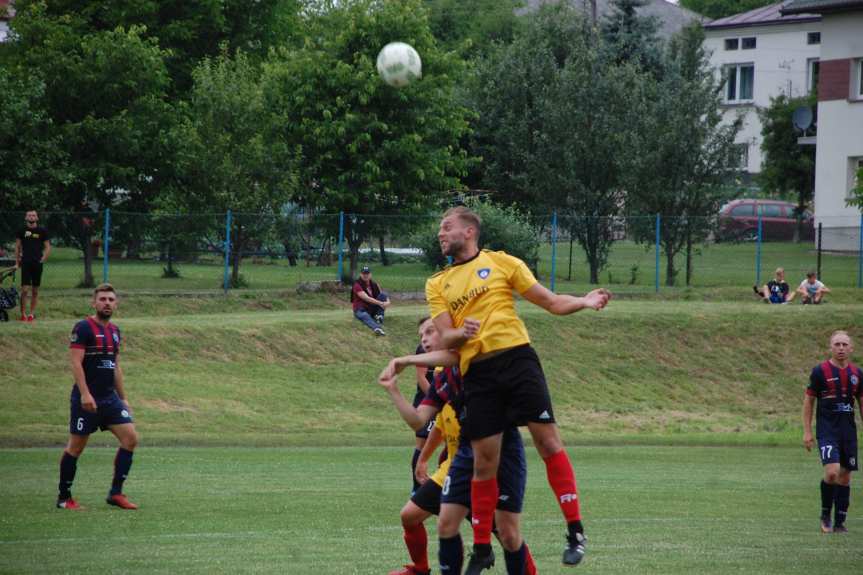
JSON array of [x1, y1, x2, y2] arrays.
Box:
[[797, 271, 831, 304], [753, 267, 794, 304], [351, 266, 390, 336]]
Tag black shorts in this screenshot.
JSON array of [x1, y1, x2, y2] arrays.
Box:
[[462, 345, 554, 440], [70, 392, 134, 435], [411, 478, 442, 515], [818, 436, 859, 471], [415, 418, 434, 439], [20, 261, 43, 287]]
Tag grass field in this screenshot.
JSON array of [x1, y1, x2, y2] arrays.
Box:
[[0, 446, 856, 574], [11, 238, 863, 295]]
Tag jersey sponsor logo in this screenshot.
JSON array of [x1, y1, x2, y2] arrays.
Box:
[[477, 267, 491, 280], [449, 285, 490, 313]]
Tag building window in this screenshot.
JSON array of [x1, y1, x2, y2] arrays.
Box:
[[808, 58, 820, 95], [856, 59, 863, 100], [735, 144, 749, 170], [849, 157, 863, 200], [724, 38, 739, 50], [725, 64, 754, 103], [741, 37, 757, 50], [807, 32, 821, 45]]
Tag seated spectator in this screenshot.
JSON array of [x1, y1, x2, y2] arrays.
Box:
[[753, 267, 794, 304], [797, 271, 830, 304], [351, 266, 390, 335]]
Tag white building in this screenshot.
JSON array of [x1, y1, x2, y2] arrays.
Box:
[[783, 0, 863, 251], [704, 3, 821, 177], [0, 0, 12, 43]]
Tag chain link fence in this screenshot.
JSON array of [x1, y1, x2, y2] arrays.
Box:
[[1, 210, 861, 295]]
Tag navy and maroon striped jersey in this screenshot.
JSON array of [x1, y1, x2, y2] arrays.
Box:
[[69, 318, 122, 398], [807, 361, 861, 439], [412, 343, 436, 408], [421, 366, 462, 412]]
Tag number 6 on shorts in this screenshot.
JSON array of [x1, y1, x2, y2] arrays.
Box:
[[76, 417, 84, 432]]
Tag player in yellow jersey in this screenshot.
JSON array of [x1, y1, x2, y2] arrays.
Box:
[[427, 206, 610, 571], [379, 318, 538, 575]]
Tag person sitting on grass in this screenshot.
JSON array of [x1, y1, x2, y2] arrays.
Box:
[[753, 267, 794, 304], [797, 271, 830, 304], [351, 265, 390, 336]]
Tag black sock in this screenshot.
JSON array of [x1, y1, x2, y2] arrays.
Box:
[[58, 451, 78, 500], [439, 534, 463, 574], [473, 542, 493, 558], [821, 480, 836, 519], [110, 448, 134, 495], [835, 484, 850, 526], [568, 519, 584, 537], [504, 543, 528, 575], [410, 448, 421, 494]]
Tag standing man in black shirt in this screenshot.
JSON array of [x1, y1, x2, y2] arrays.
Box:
[[15, 210, 51, 321]]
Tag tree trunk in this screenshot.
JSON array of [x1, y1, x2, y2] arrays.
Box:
[[568, 236, 574, 281], [378, 235, 389, 266], [665, 247, 677, 287], [685, 231, 693, 287]]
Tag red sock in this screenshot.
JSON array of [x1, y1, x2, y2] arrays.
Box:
[[543, 449, 581, 522], [525, 544, 537, 575], [403, 523, 429, 571], [470, 477, 498, 545]]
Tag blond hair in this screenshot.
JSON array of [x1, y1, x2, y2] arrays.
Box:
[[443, 205, 482, 237]]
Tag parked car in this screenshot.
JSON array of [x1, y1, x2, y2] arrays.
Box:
[[717, 199, 814, 242]]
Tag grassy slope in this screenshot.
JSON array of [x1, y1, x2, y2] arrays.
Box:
[[0, 446, 856, 574], [1, 298, 860, 447]]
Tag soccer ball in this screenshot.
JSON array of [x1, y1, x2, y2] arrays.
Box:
[[376, 42, 422, 88]]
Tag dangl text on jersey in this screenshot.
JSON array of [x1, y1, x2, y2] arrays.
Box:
[[449, 285, 489, 313]]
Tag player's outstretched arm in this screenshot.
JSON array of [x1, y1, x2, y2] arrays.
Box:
[[384, 349, 459, 380], [377, 373, 438, 431], [521, 283, 611, 315]]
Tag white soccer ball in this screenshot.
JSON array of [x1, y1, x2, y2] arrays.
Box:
[[376, 42, 422, 88]]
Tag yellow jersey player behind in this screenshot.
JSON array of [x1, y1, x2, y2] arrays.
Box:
[[426, 205, 610, 571]]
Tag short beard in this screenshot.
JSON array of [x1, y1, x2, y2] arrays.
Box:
[[443, 238, 464, 257], [96, 309, 112, 321]]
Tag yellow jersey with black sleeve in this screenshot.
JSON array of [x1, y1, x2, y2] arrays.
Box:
[[429, 403, 461, 488], [425, 250, 538, 374]]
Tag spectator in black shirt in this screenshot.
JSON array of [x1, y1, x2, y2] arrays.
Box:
[[15, 210, 51, 321]]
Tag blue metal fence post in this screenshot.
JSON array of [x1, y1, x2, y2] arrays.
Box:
[[755, 211, 763, 287], [550, 212, 558, 292], [102, 208, 110, 283], [337, 211, 345, 282], [655, 214, 661, 293], [223, 210, 232, 294], [858, 214, 863, 288]]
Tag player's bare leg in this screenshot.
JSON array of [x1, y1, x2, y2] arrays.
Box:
[[29, 286, 39, 320], [106, 423, 138, 509], [19, 285, 29, 320], [57, 434, 89, 509], [527, 421, 587, 565]]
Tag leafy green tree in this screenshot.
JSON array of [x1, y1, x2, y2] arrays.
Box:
[[678, 0, 774, 20], [757, 93, 817, 242], [472, 4, 647, 283], [601, 0, 662, 74], [169, 50, 298, 287], [265, 0, 472, 280], [416, 200, 539, 271], [626, 25, 742, 286], [423, 0, 526, 55], [8, 3, 174, 285]]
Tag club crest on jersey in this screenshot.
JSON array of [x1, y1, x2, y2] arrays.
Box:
[[70, 331, 78, 343], [113, 332, 120, 344], [852, 375, 859, 386], [477, 268, 491, 280]]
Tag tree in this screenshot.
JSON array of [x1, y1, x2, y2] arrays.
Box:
[[471, 4, 647, 283], [626, 25, 742, 286], [169, 50, 298, 287], [678, 0, 775, 20], [8, 3, 174, 285], [423, 0, 526, 56], [757, 93, 817, 242], [265, 0, 473, 280], [601, 0, 662, 74]]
